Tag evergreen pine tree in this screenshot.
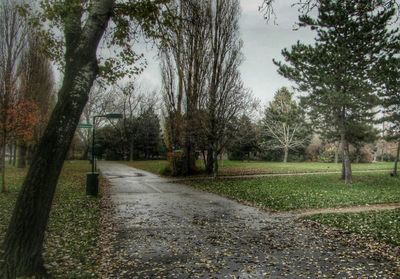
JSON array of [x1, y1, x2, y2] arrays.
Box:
[[274, 0, 399, 183]]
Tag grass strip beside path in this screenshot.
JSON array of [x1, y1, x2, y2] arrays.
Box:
[[0, 161, 101, 278], [307, 209, 400, 246], [124, 160, 393, 176], [186, 173, 400, 211], [124, 160, 168, 175]]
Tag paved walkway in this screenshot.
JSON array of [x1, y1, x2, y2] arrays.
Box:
[[98, 162, 399, 278]]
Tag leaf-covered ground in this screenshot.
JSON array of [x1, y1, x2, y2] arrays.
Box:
[[0, 161, 102, 278], [124, 160, 393, 176], [307, 209, 400, 246]]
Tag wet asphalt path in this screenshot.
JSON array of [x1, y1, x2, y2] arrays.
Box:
[[98, 162, 399, 278]]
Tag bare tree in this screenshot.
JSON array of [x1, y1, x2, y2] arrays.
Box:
[[0, 0, 28, 192], [160, 0, 252, 176], [261, 87, 310, 163], [205, 0, 251, 176], [260, 0, 400, 21], [116, 82, 158, 160], [77, 83, 112, 160], [17, 31, 55, 168], [160, 0, 211, 174]]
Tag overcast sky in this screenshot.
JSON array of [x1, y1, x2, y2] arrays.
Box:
[[135, 0, 316, 104]]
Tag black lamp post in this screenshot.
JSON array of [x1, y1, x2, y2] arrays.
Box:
[[86, 113, 123, 196]]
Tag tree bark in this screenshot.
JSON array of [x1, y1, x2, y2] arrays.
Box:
[[206, 147, 214, 175], [283, 146, 289, 163], [17, 141, 27, 168], [341, 159, 345, 180], [393, 140, 400, 176], [341, 133, 352, 184], [0, 0, 113, 277], [213, 150, 218, 178]]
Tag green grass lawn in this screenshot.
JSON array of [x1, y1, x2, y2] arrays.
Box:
[[0, 161, 100, 278], [219, 161, 393, 175], [308, 210, 400, 246], [186, 171, 400, 247], [186, 173, 400, 211], [123, 160, 393, 176]]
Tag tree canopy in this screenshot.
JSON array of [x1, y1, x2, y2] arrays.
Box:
[[274, 0, 399, 183]]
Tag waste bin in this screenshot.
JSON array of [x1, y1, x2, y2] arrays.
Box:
[[86, 172, 99, 196]]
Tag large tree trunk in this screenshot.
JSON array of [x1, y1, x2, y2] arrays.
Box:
[[17, 141, 27, 168], [0, 1, 112, 277], [393, 140, 400, 176], [341, 159, 345, 180], [213, 150, 218, 178], [206, 147, 214, 175], [184, 138, 196, 174], [283, 146, 289, 163], [184, 107, 196, 175], [341, 133, 352, 184]]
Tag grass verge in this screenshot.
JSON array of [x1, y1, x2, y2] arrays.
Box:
[[123, 160, 393, 176], [124, 160, 169, 175], [219, 161, 393, 175], [307, 209, 400, 246], [0, 161, 101, 278], [186, 173, 400, 211]]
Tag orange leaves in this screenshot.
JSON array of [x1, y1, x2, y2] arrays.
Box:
[[2, 100, 40, 141]]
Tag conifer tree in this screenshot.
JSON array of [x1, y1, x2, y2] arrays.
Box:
[[274, 0, 399, 183], [376, 57, 400, 175]]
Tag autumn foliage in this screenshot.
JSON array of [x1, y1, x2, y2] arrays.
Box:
[[3, 100, 40, 142]]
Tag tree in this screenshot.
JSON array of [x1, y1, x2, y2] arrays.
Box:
[[346, 123, 378, 164], [227, 115, 260, 160], [17, 30, 55, 168], [376, 57, 400, 175], [161, 0, 211, 175], [0, 0, 28, 193], [261, 87, 310, 163], [76, 83, 110, 160], [204, 0, 252, 176], [0, 0, 171, 277], [274, 0, 399, 183], [95, 107, 162, 160], [161, 0, 252, 176], [260, 0, 400, 21], [136, 107, 162, 159]]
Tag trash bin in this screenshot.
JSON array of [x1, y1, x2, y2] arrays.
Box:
[[86, 172, 99, 196]]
